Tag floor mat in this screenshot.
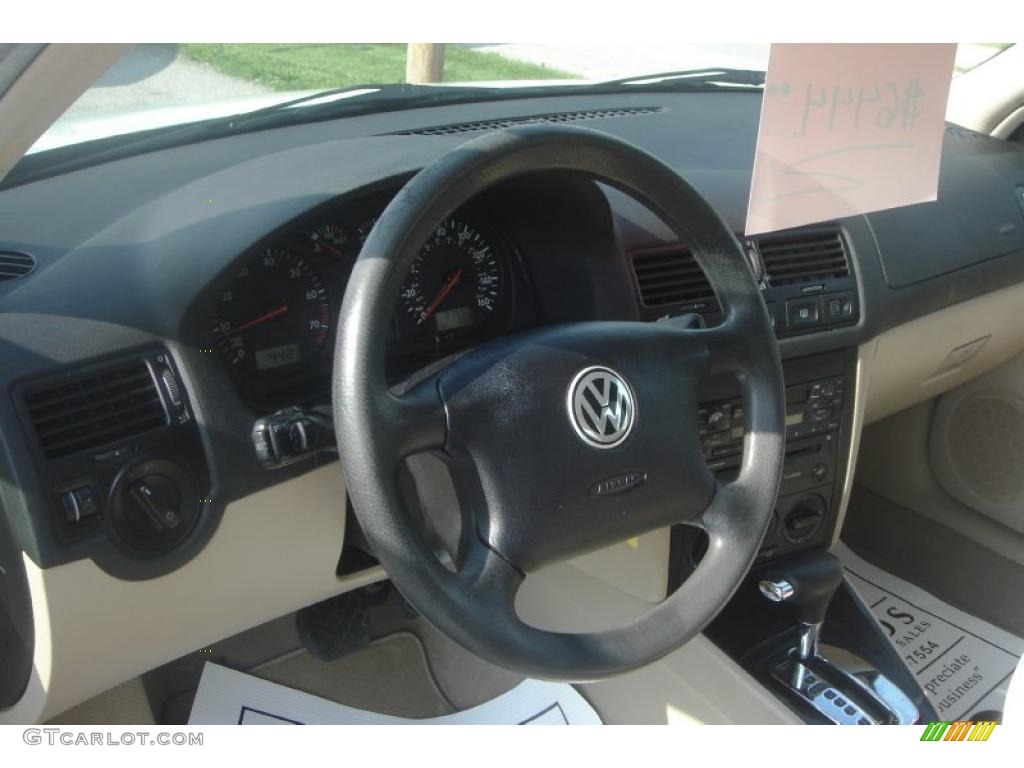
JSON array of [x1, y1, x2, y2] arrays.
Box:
[[251, 632, 453, 718], [836, 542, 1023, 720], [188, 662, 601, 724]]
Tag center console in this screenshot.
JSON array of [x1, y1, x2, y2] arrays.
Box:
[[674, 346, 935, 725]]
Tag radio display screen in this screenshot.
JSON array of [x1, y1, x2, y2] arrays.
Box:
[[730, 411, 803, 440]]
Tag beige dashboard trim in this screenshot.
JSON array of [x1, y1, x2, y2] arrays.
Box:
[[0, 464, 384, 724], [0, 44, 129, 181], [517, 558, 798, 723], [864, 280, 1024, 425], [829, 341, 875, 547]]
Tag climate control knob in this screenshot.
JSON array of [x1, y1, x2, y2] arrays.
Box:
[[782, 494, 827, 544]]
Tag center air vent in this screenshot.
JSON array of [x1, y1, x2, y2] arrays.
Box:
[[631, 247, 715, 309], [393, 107, 663, 136], [0, 251, 36, 281], [24, 359, 168, 460], [756, 229, 850, 286]]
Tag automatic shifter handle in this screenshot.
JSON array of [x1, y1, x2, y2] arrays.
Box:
[[759, 551, 844, 658]]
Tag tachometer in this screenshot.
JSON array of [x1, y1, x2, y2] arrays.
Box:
[[398, 219, 504, 339], [212, 248, 330, 377]]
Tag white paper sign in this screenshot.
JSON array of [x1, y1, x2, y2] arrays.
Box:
[[836, 543, 1023, 721], [188, 662, 602, 725], [746, 43, 957, 235]]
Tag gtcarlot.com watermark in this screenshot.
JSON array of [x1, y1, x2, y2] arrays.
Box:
[[23, 728, 203, 747]]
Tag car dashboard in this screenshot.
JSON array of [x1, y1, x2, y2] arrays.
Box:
[[1, 89, 1023, 721]]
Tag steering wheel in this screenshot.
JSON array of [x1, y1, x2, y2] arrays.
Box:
[[333, 125, 784, 680]]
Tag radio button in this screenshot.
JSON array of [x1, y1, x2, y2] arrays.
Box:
[[810, 408, 832, 423], [707, 409, 730, 431], [708, 431, 731, 446], [824, 292, 855, 322]]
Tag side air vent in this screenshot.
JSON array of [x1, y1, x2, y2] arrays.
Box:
[[393, 107, 663, 136], [631, 247, 715, 308], [0, 251, 36, 281], [24, 359, 168, 460], [756, 229, 849, 286]]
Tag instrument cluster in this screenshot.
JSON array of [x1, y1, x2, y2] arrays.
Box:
[[208, 192, 527, 405]]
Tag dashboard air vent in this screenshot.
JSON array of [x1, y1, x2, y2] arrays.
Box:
[[631, 247, 715, 308], [24, 359, 168, 460], [393, 107, 663, 136], [0, 251, 36, 281], [757, 229, 849, 286]]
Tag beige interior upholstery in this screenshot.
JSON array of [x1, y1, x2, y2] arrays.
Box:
[[0, 465, 385, 724]]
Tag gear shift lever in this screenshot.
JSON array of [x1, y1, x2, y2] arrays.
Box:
[[757, 550, 918, 725], [759, 550, 844, 659]]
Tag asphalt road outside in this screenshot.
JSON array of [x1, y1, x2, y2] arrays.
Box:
[[63, 44, 271, 118]]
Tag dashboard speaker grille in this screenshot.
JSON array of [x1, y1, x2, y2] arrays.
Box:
[[757, 229, 850, 286], [947, 393, 1024, 501], [24, 359, 168, 460], [631, 247, 715, 309], [0, 251, 36, 281], [393, 107, 663, 136]]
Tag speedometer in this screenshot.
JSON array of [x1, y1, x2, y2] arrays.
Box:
[[398, 219, 504, 339], [212, 248, 330, 377]]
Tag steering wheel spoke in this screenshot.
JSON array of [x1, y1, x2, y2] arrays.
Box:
[[384, 375, 447, 456], [680, 314, 757, 377]]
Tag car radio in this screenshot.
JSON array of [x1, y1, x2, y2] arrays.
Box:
[[696, 372, 848, 560], [698, 375, 845, 473]]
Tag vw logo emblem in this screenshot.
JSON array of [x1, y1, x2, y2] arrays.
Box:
[[567, 366, 636, 449]]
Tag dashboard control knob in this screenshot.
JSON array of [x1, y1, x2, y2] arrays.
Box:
[[782, 494, 827, 544], [160, 368, 183, 408], [707, 410, 729, 431], [129, 478, 182, 531], [109, 458, 198, 554]]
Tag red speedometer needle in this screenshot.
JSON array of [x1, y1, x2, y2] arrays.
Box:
[[418, 268, 464, 325], [318, 239, 344, 259], [230, 304, 289, 335]]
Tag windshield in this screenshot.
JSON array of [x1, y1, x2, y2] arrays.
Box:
[[29, 42, 1015, 154]]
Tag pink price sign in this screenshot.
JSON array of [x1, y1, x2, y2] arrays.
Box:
[[745, 43, 957, 236]]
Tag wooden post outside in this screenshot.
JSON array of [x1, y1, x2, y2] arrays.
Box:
[[406, 43, 446, 84]]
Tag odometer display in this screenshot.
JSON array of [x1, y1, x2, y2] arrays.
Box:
[[398, 219, 504, 341], [213, 249, 330, 377]]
